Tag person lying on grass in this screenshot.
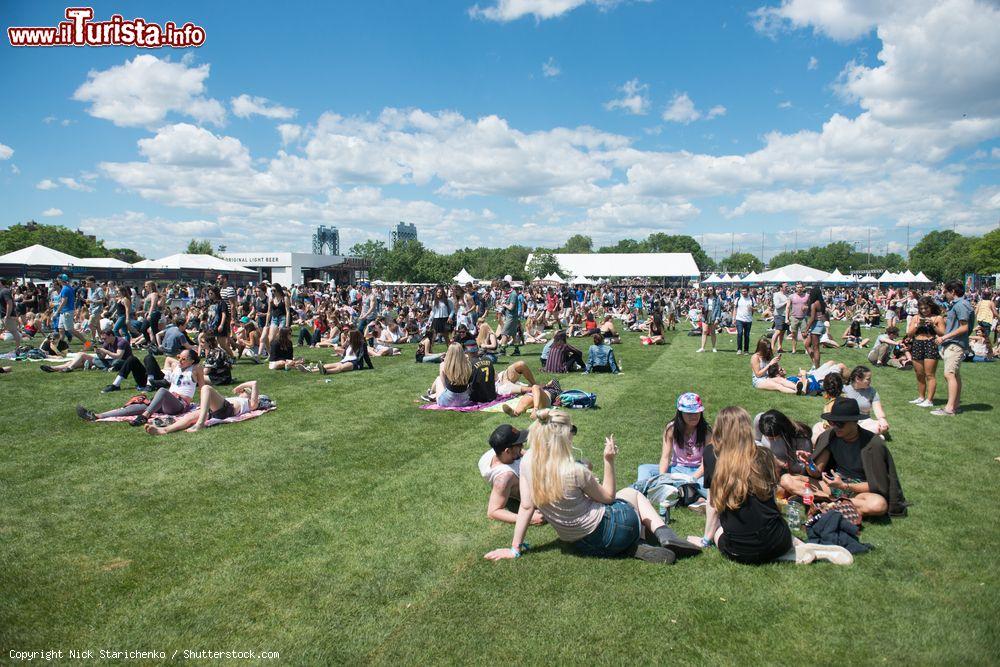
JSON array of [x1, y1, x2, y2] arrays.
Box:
[[801, 397, 906, 518], [76, 350, 206, 426], [479, 424, 545, 525], [688, 405, 853, 565], [145, 380, 260, 435], [501, 379, 562, 418], [485, 409, 701, 564]]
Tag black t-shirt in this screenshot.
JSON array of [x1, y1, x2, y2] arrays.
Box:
[[269, 339, 293, 361], [0, 287, 13, 316], [703, 446, 792, 564], [469, 359, 498, 403], [826, 429, 871, 481]]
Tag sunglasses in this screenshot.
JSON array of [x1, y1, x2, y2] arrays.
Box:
[[829, 421, 847, 428]]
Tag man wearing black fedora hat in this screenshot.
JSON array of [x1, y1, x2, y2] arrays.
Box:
[[806, 397, 907, 517]]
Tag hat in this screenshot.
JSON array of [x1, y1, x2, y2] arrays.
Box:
[[503, 274, 513, 283], [821, 397, 866, 422], [57, 273, 69, 281], [489, 424, 528, 454], [240, 316, 250, 323], [676, 392, 704, 414]]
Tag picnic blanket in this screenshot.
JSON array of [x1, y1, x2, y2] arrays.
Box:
[[97, 406, 276, 430], [419, 394, 515, 412]]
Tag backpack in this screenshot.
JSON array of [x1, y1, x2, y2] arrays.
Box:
[[204, 349, 233, 385], [469, 360, 498, 403], [556, 389, 597, 409]]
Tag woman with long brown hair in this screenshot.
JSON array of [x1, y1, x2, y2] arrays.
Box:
[[485, 409, 700, 564], [695, 406, 852, 565]]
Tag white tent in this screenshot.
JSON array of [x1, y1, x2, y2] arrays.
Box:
[[757, 263, 829, 283], [524, 252, 699, 278], [877, 270, 896, 282], [717, 274, 733, 283], [74, 256, 133, 268], [453, 268, 477, 284], [913, 271, 932, 283], [702, 273, 722, 284], [859, 275, 878, 284], [0, 244, 78, 265], [899, 269, 917, 282], [571, 275, 596, 285], [545, 272, 565, 284], [135, 253, 254, 273], [764, 268, 791, 284], [823, 268, 849, 284], [740, 271, 760, 284]]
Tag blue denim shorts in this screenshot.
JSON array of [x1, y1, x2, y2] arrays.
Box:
[[572, 499, 640, 557]]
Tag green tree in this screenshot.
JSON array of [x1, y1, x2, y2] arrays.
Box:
[[0, 222, 112, 258], [186, 239, 216, 256], [561, 234, 593, 253], [909, 230, 962, 281], [939, 236, 978, 282], [525, 250, 563, 279], [108, 247, 144, 263], [971, 228, 1000, 275], [349, 240, 389, 279], [719, 252, 763, 273], [598, 238, 647, 253], [644, 233, 715, 271], [810, 241, 855, 272]]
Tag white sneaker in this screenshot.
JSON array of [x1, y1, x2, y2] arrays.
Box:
[[712, 348, 718, 353], [735, 350, 742, 356], [908, 397, 925, 404], [796, 542, 854, 565], [918, 399, 934, 407], [696, 348, 705, 353]]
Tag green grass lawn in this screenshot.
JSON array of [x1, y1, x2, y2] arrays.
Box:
[[2, 320, 999, 664]]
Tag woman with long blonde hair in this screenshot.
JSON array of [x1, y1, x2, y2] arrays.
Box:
[[694, 406, 852, 565], [431, 343, 473, 407], [485, 409, 702, 564]]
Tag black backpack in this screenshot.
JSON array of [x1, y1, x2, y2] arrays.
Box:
[[205, 349, 233, 385], [469, 359, 498, 403]]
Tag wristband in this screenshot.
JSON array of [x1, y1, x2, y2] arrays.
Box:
[[510, 547, 521, 558]]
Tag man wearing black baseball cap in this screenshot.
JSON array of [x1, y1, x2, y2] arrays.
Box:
[[478, 424, 544, 525], [804, 397, 907, 517]]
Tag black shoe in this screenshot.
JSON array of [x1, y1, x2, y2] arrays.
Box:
[[76, 405, 97, 422], [101, 384, 121, 393], [629, 543, 676, 564], [130, 414, 149, 427], [40, 365, 55, 373], [511, 347, 521, 356], [654, 526, 703, 558]]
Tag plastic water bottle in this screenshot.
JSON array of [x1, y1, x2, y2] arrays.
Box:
[[802, 484, 814, 508], [658, 498, 669, 518], [786, 501, 801, 528]]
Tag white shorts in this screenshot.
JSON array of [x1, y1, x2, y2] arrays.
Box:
[[495, 367, 520, 395], [58, 312, 74, 332]]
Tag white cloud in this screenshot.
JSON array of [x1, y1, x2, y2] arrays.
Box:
[[73, 55, 225, 127], [469, 0, 628, 22], [277, 124, 303, 145], [43, 116, 57, 124], [58, 177, 94, 192], [10, 164, 19, 175], [778, 100, 793, 109], [231, 94, 298, 120], [542, 57, 561, 78], [36, 179, 57, 190], [707, 105, 727, 119], [605, 79, 650, 115], [662, 93, 700, 123], [41, 208, 63, 217], [993, 148, 1000, 160], [0, 142, 12, 160], [808, 56, 819, 70], [137, 123, 251, 168]]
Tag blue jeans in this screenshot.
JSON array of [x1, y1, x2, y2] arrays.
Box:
[[572, 499, 640, 557], [636, 464, 707, 498], [736, 319, 751, 353]]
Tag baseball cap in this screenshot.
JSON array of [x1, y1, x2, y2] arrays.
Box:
[[57, 273, 69, 281], [489, 424, 528, 454], [677, 392, 705, 414], [503, 274, 513, 283]]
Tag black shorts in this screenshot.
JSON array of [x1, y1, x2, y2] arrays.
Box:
[[432, 317, 449, 334], [910, 338, 939, 361], [209, 401, 235, 421]]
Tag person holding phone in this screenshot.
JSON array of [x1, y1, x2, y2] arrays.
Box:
[[805, 398, 907, 518], [750, 338, 803, 394], [484, 409, 701, 564]]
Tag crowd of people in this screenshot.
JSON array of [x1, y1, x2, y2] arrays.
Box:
[[0, 270, 993, 561]]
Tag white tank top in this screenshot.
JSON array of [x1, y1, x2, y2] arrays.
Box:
[[167, 366, 197, 399]]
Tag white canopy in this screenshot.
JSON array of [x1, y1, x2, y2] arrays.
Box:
[[899, 269, 917, 282], [524, 252, 699, 278], [718, 274, 733, 283], [823, 268, 849, 284], [453, 268, 477, 284], [740, 271, 760, 284], [544, 272, 565, 283], [73, 256, 133, 268], [135, 253, 254, 273], [859, 275, 878, 283], [571, 275, 596, 285], [0, 244, 78, 265], [702, 273, 722, 284], [757, 263, 829, 283], [877, 270, 896, 282], [913, 271, 932, 283]]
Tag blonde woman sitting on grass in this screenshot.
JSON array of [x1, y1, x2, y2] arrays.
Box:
[[424, 343, 473, 407], [485, 409, 701, 564]]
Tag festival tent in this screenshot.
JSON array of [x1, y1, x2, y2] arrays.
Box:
[[452, 268, 477, 284], [757, 263, 829, 283], [877, 270, 896, 283], [570, 275, 596, 285], [134, 254, 254, 274], [0, 244, 78, 266], [913, 271, 932, 283], [74, 256, 133, 268], [545, 272, 565, 283], [740, 271, 760, 284], [859, 275, 878, 284], [823, 268, 850, 284], [702, 274, 722, 284], [899, 270, 917, 282], [719, 274, 735, 283]]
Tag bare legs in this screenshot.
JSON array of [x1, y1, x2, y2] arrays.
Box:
[[502, 385, 551, 417], [699, 323, 717, 352], [145, 385, 226, 435]]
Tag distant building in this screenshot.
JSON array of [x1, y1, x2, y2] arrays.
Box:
[[312, 225, 340, 255], [391, 222, 417, 248]]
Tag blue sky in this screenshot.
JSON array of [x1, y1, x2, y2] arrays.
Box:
[[1, 0, 997, 261]]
